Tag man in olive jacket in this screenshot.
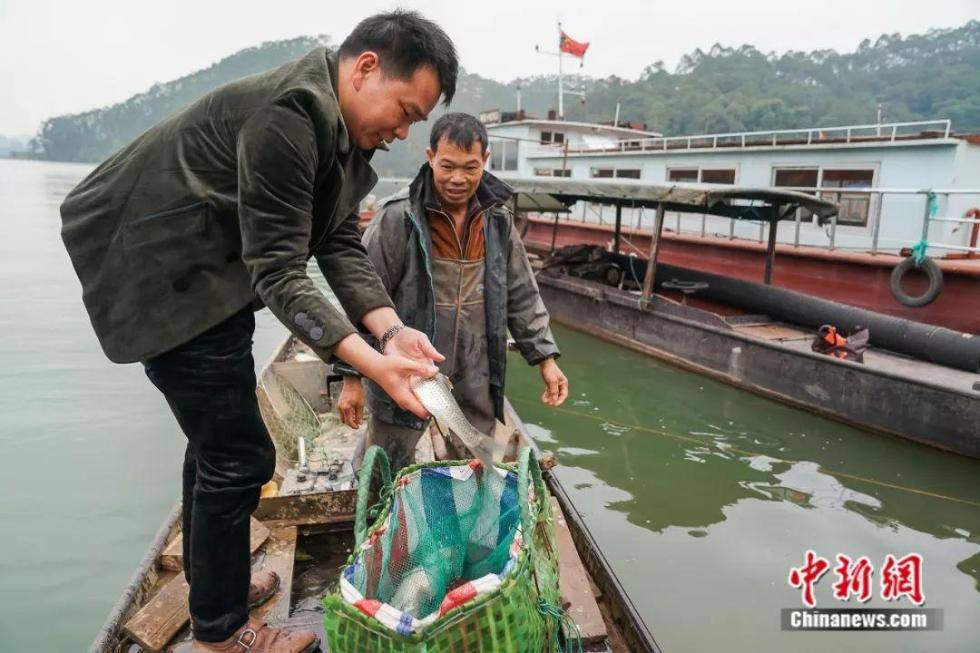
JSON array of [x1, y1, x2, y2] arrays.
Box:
[[60, 12, 456, 653]]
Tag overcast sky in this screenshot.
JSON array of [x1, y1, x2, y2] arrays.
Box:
[[1, 0, 977, 135]]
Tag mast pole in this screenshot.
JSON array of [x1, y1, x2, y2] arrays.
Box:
[[557, 21, 564, 119]]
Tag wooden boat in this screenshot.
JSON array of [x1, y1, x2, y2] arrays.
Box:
[[89, 335, 660, 653], [506, 177, 980, 458]]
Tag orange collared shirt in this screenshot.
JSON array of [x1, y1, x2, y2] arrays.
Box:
[[426, 203, 486, 260]]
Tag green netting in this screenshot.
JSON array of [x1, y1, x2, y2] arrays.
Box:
[[257, 369, 319, 462], [352, 450, 521, 619], [324, 446, 565, 653]]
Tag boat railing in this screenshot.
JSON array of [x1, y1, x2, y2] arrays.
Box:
[[598, 187, 980, 257], [549, 120, 955, 155], [771, 187, 980, 255]]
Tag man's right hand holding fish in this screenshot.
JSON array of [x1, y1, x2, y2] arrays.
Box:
[[334, 309, 443, 421]]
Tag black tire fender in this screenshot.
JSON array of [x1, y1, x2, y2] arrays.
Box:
[[890, 255, 944, 307]]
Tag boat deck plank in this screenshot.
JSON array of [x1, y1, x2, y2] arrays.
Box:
[[733, 323, 810, 341], [122, 571, 191, 652], [253, 490, 356, 530], [122, 520, 273, 651], [779, 338, 980, 393], [551, 496, 608, 646], [160, 518, 269, 572], [251, 526, 298, 624]]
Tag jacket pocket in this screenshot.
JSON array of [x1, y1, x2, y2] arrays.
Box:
[[124, 201, 209, 247]]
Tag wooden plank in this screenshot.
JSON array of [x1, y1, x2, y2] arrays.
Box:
[[252, 489, 356, 528], [122, 521, 271, 651], [734, 323, 809, 341], [550, 496, 607, 646], [124, 571, 190, 652], [251, 527, 298, 624], [160, 518, 270, 572]]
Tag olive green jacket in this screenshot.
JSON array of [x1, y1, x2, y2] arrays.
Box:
[[60, 48, 393, 363]]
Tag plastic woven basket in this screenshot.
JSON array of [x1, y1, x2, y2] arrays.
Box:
[[323, 446, 563, 652]]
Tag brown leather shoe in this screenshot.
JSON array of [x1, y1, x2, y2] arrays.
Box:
[[190, 619, 318, 653], [248, 570, 281, 609]]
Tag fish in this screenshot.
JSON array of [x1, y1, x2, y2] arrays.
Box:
[[410, 374, 499, 469]]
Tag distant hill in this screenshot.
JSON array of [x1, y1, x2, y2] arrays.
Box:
[[0, 134, 32, 157], [34, 35, 331, 163], [29, 20, 980, 176]]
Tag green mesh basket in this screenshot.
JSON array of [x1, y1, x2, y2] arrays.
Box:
[[323, 446, 565, 652]]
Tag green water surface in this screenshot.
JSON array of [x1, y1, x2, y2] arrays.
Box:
[[506, 326, 980, 652]]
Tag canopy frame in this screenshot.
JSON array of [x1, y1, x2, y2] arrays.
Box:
[[506, 176, 839, 304]]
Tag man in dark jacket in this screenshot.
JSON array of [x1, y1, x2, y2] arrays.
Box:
[[335, 113, 568, 471], [60, 11, 456, 653]]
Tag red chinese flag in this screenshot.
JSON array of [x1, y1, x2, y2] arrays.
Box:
[[559, 32, 589, 58]]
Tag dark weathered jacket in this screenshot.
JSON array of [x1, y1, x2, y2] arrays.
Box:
[[60, 48, 392, 363], [343, 165, 559, 429]]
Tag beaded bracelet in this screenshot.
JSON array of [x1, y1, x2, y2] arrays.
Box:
[[378, 324, 405, 354]]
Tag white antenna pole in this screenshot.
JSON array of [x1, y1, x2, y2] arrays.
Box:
[[614, 99, 621, 126], [516, 84, 522, 112]]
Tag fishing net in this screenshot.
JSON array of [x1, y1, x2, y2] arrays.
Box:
[[324, 446, 568, 652], [257, 369, 319, 462]]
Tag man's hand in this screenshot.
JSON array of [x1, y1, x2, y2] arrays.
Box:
[[539, 357, 568, 407], [337, 376, 365, 429], [384, 326, 445, 365], [334, 333, 437, 419]]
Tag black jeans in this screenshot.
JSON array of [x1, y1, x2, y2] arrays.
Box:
[[143, 306, 276, 642]]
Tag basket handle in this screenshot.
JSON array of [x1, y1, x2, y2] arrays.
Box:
[[354, 445, 392, 547], [517, 446, 547, 538]]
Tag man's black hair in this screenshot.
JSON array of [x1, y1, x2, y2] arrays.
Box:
[[429, 113, 489, 154], [339, 10, 458, 105]]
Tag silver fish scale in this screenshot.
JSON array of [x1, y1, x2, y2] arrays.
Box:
[[410, 374, 498, 468]]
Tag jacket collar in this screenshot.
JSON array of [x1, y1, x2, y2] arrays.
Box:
[[324, 51, 352, 156], [408, 162, 513, 217]]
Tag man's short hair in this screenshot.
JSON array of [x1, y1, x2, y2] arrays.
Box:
[[429, 113, 489, 154], [339, 10, 458, 105]]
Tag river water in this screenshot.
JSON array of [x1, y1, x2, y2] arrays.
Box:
[[1, 159, 978, 652]]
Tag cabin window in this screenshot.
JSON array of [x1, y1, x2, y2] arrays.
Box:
[[773, 168, 818, 189], [535, 167, 569, 178], [489, 139, 518, 171], [700, 169, 736, 184], [503, 141, 519, 171], [540, 131, 553, 144], [553, 132, 565, 145], [669, 167, 736, 183], [773, 168, 819, 220], [489, 139, 504, 170], [773, 167, 874, 227], [667, 168, 698, 183], [821, 169, 874, 226], [592, 168, 639, 179]]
